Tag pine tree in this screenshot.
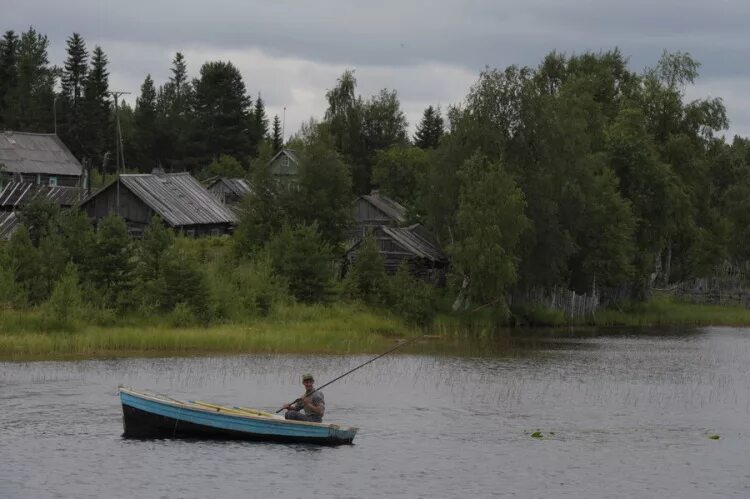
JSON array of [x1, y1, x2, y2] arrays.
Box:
[[271, 115, 283, 153], [414, 105, 444, 149], [82, 46, 111, 166], [59, 33, 88, 157], [0, 31, 19, 129]]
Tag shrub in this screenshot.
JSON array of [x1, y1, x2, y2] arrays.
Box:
[[268, 223, 336, 303]]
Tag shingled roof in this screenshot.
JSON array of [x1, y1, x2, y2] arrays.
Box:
[[0, 181, 82, 208], [82, 173, 238, 227], [0, 131, 82, 177]]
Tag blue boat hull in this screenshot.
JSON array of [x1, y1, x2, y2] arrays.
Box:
[[119, 388, 357, 446]]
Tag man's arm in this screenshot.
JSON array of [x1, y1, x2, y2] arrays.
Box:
[[302, 393, 325, 415]]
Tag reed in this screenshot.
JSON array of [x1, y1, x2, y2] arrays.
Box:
[[0, 303, 417, 361]]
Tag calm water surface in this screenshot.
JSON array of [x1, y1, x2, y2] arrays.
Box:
[[2, 327, 750, 498]]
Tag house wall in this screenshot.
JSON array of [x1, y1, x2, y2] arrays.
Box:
[[83, 182, 154, 227], [15, 173, 80, 187]]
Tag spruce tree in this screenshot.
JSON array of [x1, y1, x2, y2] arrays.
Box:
[[60, 33, 88, 156], [192, 60, 251, 168], [160, 52, 193, 170], [0, 31, 19, 129], [414, 105, 444, 149], [271, 115, 283, 153], [8, 28, 55, 132], [254, 94, 268, 138], [134, 74, 157, 169], [82, 46, 111, 166]]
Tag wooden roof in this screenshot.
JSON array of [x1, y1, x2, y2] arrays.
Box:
[[0, 131, 82, 177], [0, 181, 82, 208], [0, 211, 18, 240], [205, 177, 252, 197], [348, 223, 448, 263], [357, 192, 407, 224], [82, 173, 238, 227]]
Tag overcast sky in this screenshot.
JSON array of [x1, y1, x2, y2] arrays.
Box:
[[5, 0, 748, 139]]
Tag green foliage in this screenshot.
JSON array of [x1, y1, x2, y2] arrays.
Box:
[[290, 133, 353, 245], [234, 148, 284, 255], [344, 232, 387, 304], [372, 145, 428, 204], [381, 264, 436, 327], [88, 214, 134, 309], [414, 105, 444, 149], [161, 246, 211, 320], [452, 153, 529, 311], [43, 263, 84, 325], [6, 225, 43, 305], [200, 154, 246, 180], [192, 60, 251, 168], [82, 46, 111, 163], [268, 223, 335, 303], [271, 115, 283, 153]]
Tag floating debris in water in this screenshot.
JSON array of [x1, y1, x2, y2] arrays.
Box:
[[530, 431, 543, 439], [708, 434, 720, 440]]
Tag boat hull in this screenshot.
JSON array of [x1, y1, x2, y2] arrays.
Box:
[[119, 388, 357, 446]]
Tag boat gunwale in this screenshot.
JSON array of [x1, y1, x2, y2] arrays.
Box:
[[118, 386, 358, 433]]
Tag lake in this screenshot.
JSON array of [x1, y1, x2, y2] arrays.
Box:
[[1, 327, 749, 498]]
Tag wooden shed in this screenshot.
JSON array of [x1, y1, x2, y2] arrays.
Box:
[[351, 190, 407, 239], [345, 223, 449, 285], [204, 177, 251, 205], [80, 173, 237, 237], [0, 131, 83, 188]]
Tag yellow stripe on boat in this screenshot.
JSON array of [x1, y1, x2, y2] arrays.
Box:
[[191, 400, 276, 418]]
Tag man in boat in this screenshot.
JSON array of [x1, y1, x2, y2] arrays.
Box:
[[282, 373, 325, 423]]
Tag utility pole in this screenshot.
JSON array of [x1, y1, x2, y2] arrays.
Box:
[[282, 106, 286, 144], [109, 90, 131, 218], [53, 96, 58, 135]]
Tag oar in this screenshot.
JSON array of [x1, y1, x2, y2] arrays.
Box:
[[276, 335, 423, 413]]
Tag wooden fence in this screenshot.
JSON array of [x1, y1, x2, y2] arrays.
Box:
[[510, 287, 599, 319]]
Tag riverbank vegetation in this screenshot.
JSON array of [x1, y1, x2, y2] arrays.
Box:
[[3, 28, 750, 341]]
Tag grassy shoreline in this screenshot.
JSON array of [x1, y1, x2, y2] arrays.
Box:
[[2, 298, 750, 361], [0, 303, 418, 361]]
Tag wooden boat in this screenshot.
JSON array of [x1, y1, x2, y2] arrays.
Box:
[[118, 387, 358, 445]]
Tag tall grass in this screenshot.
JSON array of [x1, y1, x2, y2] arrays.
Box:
[[0, 302, 417, 361]]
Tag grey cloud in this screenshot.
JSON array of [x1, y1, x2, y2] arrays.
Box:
[[4, 0, 749, 137]]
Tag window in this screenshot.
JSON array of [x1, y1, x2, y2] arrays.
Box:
[[48, 177, 58, 187]]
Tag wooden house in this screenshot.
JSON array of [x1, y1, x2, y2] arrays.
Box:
[[80, 172, 237, 237], [204, 177, 251, 205], [268, 149, 300, 185], [0, 131, 83, 188], [345, 223, 449, 285]]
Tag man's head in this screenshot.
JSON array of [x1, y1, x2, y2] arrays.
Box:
[[302, 373, 314, 390]]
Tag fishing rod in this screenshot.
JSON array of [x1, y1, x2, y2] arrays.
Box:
[[276, 335, 423, 413]]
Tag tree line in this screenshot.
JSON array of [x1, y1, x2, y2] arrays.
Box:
[[2, 26, 750, 319]]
